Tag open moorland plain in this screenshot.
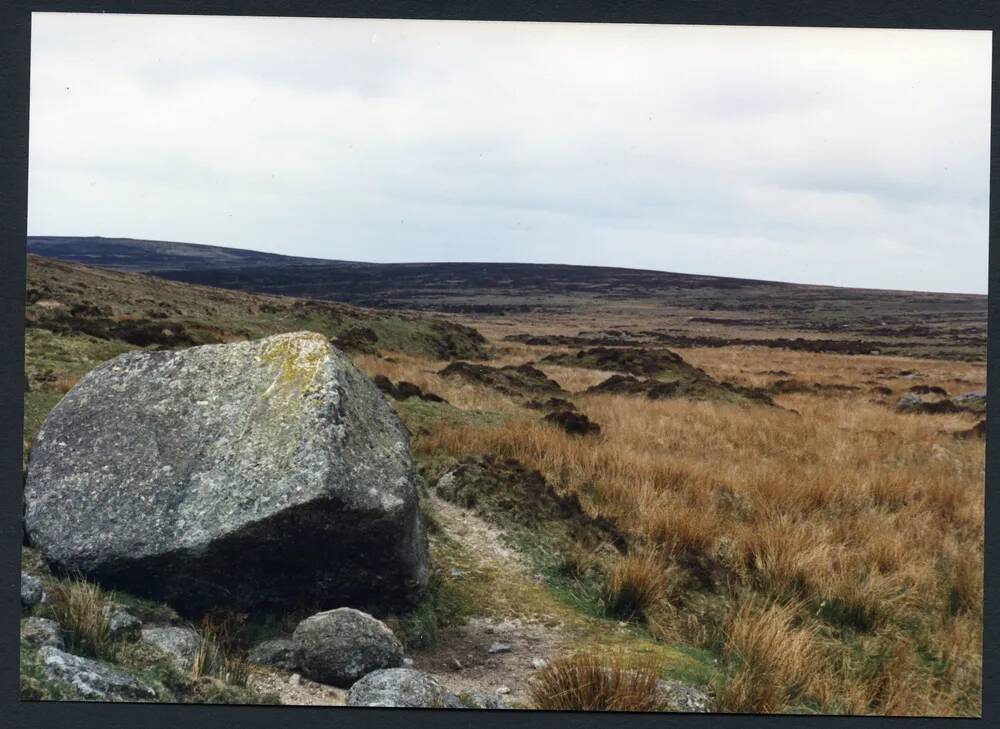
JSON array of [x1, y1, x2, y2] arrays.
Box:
[[20, 237, 986, 716]]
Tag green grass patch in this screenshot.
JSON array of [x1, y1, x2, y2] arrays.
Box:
[[23, 390, 64, 464], [25, 328, 136, 388], [394, 398, 508, 434]]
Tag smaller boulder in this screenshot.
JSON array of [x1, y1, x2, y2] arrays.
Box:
[[21, 617, 64, 650], [140, 626, 200, 672], [347, 667, 455, 708], [249, 638, 299, 671], [543, 410, 601, 436], [656, 679, 712, 713], [895, 393, 963, 414], [21, 573, 44, 612], [293, 608, 404, 687], [38, 646, 157, 701], [457, 690, 509, 709], [953, 391, 987, 413], [103, 606, 142, 642]]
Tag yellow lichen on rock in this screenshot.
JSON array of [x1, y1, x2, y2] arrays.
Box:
[[260, 332, 330, 401]]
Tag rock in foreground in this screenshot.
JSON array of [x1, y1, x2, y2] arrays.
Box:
[[347, 668, 454, 708], [249, 638, 299, 671], [37, 646, 157, 702], [24, 332, 428, 614], [21, 617, 64, 650], [140, 626, 200, 672], [21, 572, 44, 612], [293, 608, 404, 687]]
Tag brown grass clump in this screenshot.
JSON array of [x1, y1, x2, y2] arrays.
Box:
[[48, 579, 113, 659], [601, 549, 668, 621], [51, 373, 80, 393], [559, 541, 598, 580], [714, 600, 818, 714], [642, 499, 719, 557], [529, 651, 665, 712], [190, 613, 252, 687]]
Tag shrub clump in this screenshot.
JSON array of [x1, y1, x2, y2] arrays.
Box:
[[600, 549, 668, 621], [530, 651, 665, 711], [47, 579, 113, 660]]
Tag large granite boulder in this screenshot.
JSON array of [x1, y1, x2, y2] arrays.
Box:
[[24, 332, 428, 614], [293, 607, 404, 687]]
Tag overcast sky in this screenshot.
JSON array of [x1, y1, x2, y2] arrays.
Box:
[[28, 13, 991, 293]]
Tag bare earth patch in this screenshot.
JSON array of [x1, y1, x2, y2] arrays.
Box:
[[248, 668, 348, 706], [410, 496, 567, 706]]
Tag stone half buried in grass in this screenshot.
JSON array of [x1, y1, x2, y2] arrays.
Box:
[[24, 331, 429, 615], [895, 393, 966, 415]]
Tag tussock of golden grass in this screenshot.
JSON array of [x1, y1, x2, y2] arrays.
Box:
[[714, 600, 818, 713], [559, 542, 598, 579], [52, 373, 80, 393], [376, 344, 983, 716], [601, 549, 669, 621], [48, 579, 112, 659], [190, 613, 251, 687], [529, 651, 664, 711], [642, 499, 719, 558], [734, 519, 835, 598]]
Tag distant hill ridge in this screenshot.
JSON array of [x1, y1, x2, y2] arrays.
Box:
[[26, 235, 986, 321], [25, 235, 988, 362]]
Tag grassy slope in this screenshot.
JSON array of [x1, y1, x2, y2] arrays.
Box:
[[354, 340, 984, 716], [22, 254, 487, 456]]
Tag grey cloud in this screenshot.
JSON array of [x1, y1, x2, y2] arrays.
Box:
[[27, 13, 991, 293]]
